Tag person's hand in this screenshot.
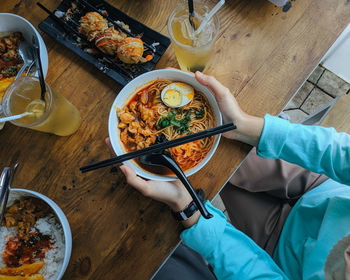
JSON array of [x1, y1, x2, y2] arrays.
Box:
[[195, 71, 264, 146], [105, 138, 200, 228]]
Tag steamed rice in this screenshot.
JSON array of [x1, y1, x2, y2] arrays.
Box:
[[0, 215, 65, 280]]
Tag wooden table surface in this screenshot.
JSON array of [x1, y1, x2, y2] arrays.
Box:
[[0, 0, 349, 279]]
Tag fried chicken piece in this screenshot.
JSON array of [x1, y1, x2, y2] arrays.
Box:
[[138, 104, 154, 123], [119, 112, 135, 124], [128, 121, 140, 134]]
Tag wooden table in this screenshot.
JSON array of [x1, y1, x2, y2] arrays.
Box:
[[0, 0, 349, 279]]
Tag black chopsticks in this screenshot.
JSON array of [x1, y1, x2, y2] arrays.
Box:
[[80, 122, 236, 173]]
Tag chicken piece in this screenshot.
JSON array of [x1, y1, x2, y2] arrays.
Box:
[[148, 120, 156, 129], [95, 26, 127, 56], [118, 122, 127, 129], [129, 101, 138, 115], [3, 49, 17, 59], [3, 38, 14, 48], [24, 200, 36, 212], [139, 120, 145, 128], [144, 135, 156, 147], [5, 215, 16, 227], [79, 12, 108, 42], [140, 90, 148, 105], [135, 134, 144, 143], [119, 112, 135, 124], [138, 104, 154, 123], [138, 127, 152, 137], [8, 203, 19, 213], [120, 129, 128, 144], [128, 121, 141, 134], [137, 142, 145, 150], [23, 212, 36, 225]]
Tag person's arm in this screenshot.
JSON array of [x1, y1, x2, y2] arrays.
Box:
[[113, 71, 348, 279], [256, 114, 350, 184], [181, 201, 289, 279], [117, 161, 288, 278], [195, 71, 350, 184]]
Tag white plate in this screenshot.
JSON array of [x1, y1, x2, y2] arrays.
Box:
[[0, 13, 48, 77], [108, 69, 222, 181]]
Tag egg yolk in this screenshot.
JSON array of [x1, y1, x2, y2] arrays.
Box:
[[163, 89, 182, 107]]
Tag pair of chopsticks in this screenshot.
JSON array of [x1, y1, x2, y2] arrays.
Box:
[[80, 122, 236, 173]]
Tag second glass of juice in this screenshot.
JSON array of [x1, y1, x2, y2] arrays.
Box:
[[168, 1, 220, 72], [2, 76, 81, 136]]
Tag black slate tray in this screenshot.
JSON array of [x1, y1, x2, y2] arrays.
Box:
[[38, 0, 171, 85]]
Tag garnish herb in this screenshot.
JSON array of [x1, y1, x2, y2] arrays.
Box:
[[195, 108, 205, 119], [156, 109, 192, 133]]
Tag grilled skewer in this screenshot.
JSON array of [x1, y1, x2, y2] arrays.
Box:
[[37, 2, 135, 79], [75, 0, 156, 53]]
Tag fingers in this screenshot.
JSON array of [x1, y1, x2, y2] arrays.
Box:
[[120, 165, 152, 197], [105, 137, 116, 156], [195, 71, 230, 102]]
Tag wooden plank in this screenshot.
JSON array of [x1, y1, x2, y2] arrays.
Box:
[[0, 0, 349, 279], [321, 95, 350, 133]]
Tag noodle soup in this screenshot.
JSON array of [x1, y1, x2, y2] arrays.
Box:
[[117, 79, 216, 175], [109, 69, 222, 181]]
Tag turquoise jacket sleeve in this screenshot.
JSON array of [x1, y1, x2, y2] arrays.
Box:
[[181, 202, 288, 279], [257, 114, 350, 184]]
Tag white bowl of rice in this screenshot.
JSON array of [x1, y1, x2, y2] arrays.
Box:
[[109, 69, 222, 181], [0, 188, 72, 280]]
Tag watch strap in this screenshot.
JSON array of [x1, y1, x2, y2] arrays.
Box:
[[172, 200, 198, 221], [171, 189, 205, 221]]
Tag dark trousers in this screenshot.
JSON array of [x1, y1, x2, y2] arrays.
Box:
[[153, 148, 328, 279]]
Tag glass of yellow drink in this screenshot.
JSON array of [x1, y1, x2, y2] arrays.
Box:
[[2, 76, 81, 136], [168, 1, 220, 72]]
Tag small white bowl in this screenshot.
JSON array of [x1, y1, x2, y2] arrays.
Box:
[[108, 69, 222, 181], [6, 188, 72, 280], [0, 13, 48, 77]]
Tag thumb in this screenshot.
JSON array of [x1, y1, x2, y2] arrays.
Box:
[[120, 165, 152, 197], [195, 71, 230, 102]]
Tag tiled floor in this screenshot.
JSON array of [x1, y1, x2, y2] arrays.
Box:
[[284, 65, 350, 123], [212, 65, 350, 215]]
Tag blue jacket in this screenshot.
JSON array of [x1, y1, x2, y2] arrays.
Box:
[[181, 115, 350, 279]]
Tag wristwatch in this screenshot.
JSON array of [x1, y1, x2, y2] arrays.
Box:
[[172, 200, 199, 221], [171, 189, 205, 221]]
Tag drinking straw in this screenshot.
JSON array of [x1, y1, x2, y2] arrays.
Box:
[[0, 112, 33, 123], [194, 0, 225, 35]]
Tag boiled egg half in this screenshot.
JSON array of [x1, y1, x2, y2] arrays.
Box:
[[161, 82, 194, 108]]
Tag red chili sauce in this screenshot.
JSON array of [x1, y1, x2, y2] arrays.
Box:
[[3, 230, 54, 267]]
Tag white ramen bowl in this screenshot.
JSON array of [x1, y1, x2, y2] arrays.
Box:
[[108, 69, 223, 181], [5, 188, 72, 280], [0, 13, 49, 77]]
